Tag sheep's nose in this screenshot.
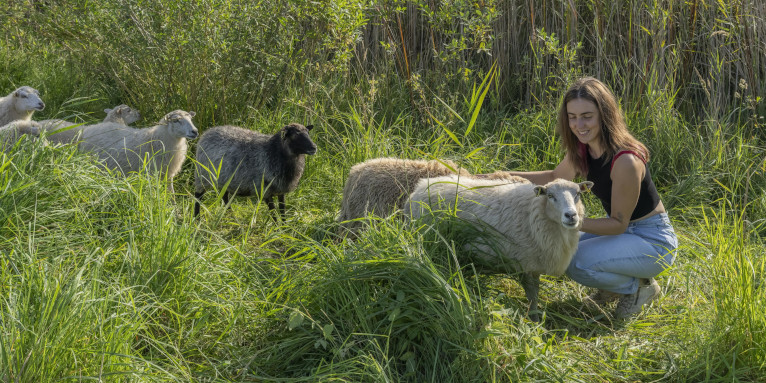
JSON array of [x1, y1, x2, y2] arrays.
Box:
[[564, 211, 577, 220], [38, 102, 45, 110]]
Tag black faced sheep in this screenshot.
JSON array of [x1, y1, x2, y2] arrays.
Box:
[[0, 86, 45, 126], [77, 110, 198, 192], [405, 176, 593, 321], [194, 123, 317, 219]]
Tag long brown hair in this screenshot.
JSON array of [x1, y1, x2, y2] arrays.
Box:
[[556, 77, 649, 176]]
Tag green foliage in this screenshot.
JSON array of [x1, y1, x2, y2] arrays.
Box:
[[0, 0, 765, 381]]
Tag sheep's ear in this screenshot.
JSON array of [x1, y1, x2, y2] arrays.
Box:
[[13, 91, 20, 97], [306, 124, 314, 130], [280, 127, 288, 139], [534, 185, 546, 196], [579, 181, 594, 192], [189, 111, 196, 117], [104, 108, 113, 114]]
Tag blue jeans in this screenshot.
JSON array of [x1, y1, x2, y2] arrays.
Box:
[[566, 213, 678, 294]]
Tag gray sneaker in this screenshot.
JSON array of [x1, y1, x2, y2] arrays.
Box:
[[615, 278, 661, 319], [584, 289, 621, 307]]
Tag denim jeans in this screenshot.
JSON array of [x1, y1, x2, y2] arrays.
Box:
[[566, 213, 678, 294]]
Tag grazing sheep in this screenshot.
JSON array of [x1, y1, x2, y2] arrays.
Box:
[[42, 104, 142, 145], [194, 123, 317, 219], [0, 86, 45, 126], [45, 104, 142, 145], [337, 158, 479, 231], [0, 120, 41, 151], [78, 110, 198, 192], [405, 176, 593, 320]]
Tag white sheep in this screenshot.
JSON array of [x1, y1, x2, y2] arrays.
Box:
[[0, 86, 45, 126], [337, 157, 528, 232], [0, 120, 41, 151], [338, 158, 471, 231], [405, 176, 593, 320], [102, 104, 142, 126], [78, 110, 198, 192], [41, 104, 142, 145]]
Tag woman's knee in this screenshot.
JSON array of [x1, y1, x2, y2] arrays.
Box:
[[566, 259, 596, 285]]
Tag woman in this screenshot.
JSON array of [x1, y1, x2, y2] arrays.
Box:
[[505, 77, 678, 319]]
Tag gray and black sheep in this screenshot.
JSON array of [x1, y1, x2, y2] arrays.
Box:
[[194, 123, 317, 219]]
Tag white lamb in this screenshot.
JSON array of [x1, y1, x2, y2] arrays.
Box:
[[405, 176, 593, 320], [0, 86, 45, 126], [41, 104, 142, 145], [78, 110, 198, 192], [0, 120, 41, 151]]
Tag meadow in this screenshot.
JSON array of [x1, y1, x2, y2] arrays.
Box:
[[1, 0, 765, 381]]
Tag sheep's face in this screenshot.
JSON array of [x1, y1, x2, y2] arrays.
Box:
[[534, 179, 593, 229], [104, 104, 141, 125], [282, 123, 317, 155], [162, 110, 198, 140], [12, 86, 45, 113]]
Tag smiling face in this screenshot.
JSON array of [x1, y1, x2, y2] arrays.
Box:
[[567, 98, 602, 151]]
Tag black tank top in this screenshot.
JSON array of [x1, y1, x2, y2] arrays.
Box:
[[586, 151, 661, 220]]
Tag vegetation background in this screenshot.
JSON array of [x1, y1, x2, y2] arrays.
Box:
[[1, 0, 764, 381]]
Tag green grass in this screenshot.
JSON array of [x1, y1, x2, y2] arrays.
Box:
[[0, 104, 763, 381], [1, 0, 765, 381]]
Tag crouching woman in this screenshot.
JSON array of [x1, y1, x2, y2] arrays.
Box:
[[505, 77, 678, 319]]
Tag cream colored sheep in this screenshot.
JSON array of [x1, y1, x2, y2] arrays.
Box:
[[0, 86, 45, 126], [42, 104, 142, 145], [0, 120, 41, 151], [78, 110, 197, 192], [405, 176, 593, 320], [337, 158, 472, 231], [337, 158, 529, 232]]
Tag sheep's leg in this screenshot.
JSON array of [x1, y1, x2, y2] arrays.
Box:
[[193, 191, 205, 217], [222, 192, 230, 206], [265, 196, 281, 221], [521, 272, 541, 321], [277, 194, 286, 218]]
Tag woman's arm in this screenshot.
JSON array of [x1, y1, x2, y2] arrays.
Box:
[[580, 153, 644, 235], [503, 156, 578, 185]]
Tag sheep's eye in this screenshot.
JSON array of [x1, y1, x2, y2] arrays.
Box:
[[20, 94, 27, 99], [547, 193, 555, 200]]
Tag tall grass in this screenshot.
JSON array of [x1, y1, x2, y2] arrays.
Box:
[[1, 0, 765, 381]]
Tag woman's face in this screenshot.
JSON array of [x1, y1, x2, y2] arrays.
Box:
[[567, 98, 602, 147]]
